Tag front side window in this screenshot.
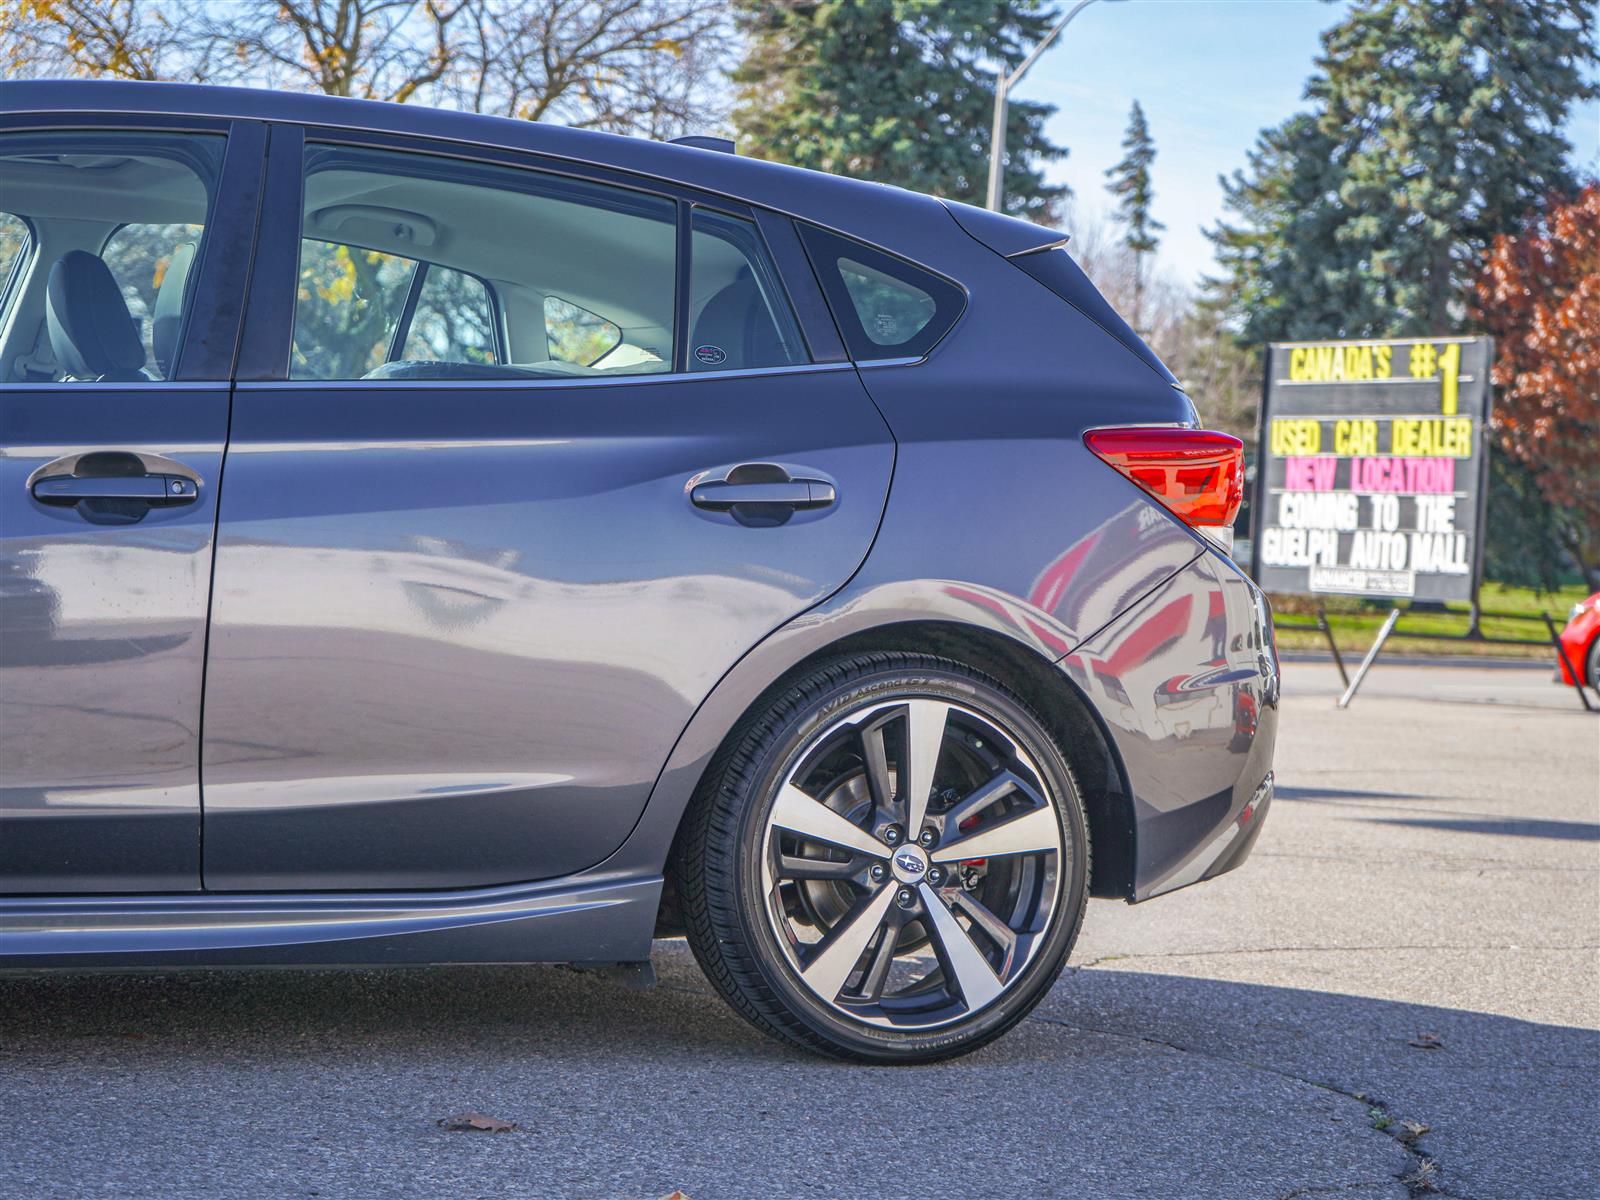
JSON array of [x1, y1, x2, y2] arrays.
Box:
[[290, 144, 677, 381], [101, 222, 205, 376], [798, 224, 965, 362], [0, 211, 32, 324], [0, 131, 223, 383]]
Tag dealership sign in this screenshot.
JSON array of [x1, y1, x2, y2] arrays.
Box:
[[1249, 336, 1493, 602]]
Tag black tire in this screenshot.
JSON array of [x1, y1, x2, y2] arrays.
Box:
[[1587, 635, 1600, 694], [673, 652, 1090, 1063]]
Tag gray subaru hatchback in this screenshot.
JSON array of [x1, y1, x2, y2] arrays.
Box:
[[0, 81, 1277, 1062]]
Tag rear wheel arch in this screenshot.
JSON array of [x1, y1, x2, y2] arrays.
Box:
[[657, 620, 1137, 936]]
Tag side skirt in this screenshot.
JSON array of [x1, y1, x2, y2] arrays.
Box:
[[0, 874, 661, 969]]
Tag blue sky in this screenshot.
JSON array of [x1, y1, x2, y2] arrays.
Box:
[[1022, 0, 1600, 288]]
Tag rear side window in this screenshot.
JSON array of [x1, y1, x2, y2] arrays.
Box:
[[401, 265, 497, 365], [290, 143, 677, 382], [687, 208, 807, 372], [798, 225, 964, 361]]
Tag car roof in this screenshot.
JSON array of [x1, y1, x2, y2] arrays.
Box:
[[0, 79, 959, 255]]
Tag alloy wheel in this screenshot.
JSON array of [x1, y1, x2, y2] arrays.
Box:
[[758, 696, 1067, 1030]]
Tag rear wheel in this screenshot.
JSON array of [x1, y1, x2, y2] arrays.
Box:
[[1587, 635, 1599, 693], [674, 653, 1090, 1062]]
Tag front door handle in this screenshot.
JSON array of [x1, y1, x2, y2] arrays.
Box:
[[32, 474, 197, 506]]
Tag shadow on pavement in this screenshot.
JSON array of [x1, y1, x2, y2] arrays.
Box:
[[1364, 815, 1600, 842], [1274, 785, 1433, 803], [0, 956, 1593, 1198]]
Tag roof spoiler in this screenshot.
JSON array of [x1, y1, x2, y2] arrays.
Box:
[[669, 135, 736, 155], [943, 199, 1069, 259]]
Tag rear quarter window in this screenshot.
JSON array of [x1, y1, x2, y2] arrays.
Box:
[[798, 225, 964, 361]]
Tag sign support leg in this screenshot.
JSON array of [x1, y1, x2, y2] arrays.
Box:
[[1544, 613, 1595, 713], [1337, 607, 1401, 709], [1317, 604, 1349, 688]]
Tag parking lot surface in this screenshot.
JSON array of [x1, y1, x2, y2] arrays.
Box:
[[1, 660, 1595, 1199]]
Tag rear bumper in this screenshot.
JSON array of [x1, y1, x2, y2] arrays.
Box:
[[1058, 548, 1279, 902]]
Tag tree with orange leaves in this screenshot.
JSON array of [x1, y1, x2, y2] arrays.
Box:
[[1474, 186, 1600, 589]]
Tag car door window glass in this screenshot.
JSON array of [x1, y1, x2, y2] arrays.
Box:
[[403, 265, 497, 365], [688, 208, 808, 373], [291, 144, 676, 382], [100, 222, 205, 377], [0, 131, 223, 383], [544, 295, 620, 366], [0, 212, 32, 323], [798, 224, 965, 362]]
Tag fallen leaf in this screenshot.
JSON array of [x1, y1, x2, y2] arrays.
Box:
[[1408, 1032, 1444, 1050], [659, 1193, 694, 1200], [436, 1111, 519, 1133]]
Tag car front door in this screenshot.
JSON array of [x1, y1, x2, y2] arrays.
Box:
[[0, 118, 260, 892], [199, 129, 893, 891]]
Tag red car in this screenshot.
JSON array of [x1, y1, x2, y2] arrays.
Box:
[[1557, 592, 1600, 691]]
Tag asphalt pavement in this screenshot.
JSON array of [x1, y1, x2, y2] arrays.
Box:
[[1, 659, 1595, 1199]]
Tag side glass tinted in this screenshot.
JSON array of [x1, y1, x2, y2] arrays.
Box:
[[101, 221, 205, 376], [292, 144, 676, 382], [798, 224, 965, 362], [404, 266, 497, 365], [0, 212, 31, 322], [687, 208, 808, 372], [544, 295, 619, 366], [0, 131, 223, 383]]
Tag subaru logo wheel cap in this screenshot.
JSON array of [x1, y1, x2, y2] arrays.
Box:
[[890, 845, 928, 883]]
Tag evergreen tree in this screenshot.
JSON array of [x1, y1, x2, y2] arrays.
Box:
[[1104, 100, 1164, 330], [732, 0, 1068, 220], [1207, 0, 1598, 344], [1203, 0, 1598, 585]]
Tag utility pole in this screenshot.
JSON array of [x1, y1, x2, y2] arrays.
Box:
[[986, 0, 1121, 212]]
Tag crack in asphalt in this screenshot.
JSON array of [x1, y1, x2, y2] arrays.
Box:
[[1275, 1182, 1400, 1199], [1021, 1009, 1468, 1199]]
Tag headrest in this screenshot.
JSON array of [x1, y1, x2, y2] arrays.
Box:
[[152, 241, 197, 378], [45, 251, 147, 382]]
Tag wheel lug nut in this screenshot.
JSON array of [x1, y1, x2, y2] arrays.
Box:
[[918, 828, 937, 848], [896, 887, 915, 907], [870, 864, 886, 882], [882, 825, 902, 845], [927, 866, 944, 886]]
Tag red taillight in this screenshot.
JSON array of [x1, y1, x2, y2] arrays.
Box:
[[1083, 427, 1245, 528]]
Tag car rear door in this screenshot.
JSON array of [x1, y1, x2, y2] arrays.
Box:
[[0, 116, 261, 892], [199, 127, 893, 891]]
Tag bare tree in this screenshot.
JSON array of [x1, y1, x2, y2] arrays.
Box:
[[1, 0, 204, 82], [443, 0, 731, 137], [201, 0, 468, 102], [5, 0, 732, 138]]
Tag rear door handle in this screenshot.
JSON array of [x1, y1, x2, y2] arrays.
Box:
[[689, 479, 836, 510]]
